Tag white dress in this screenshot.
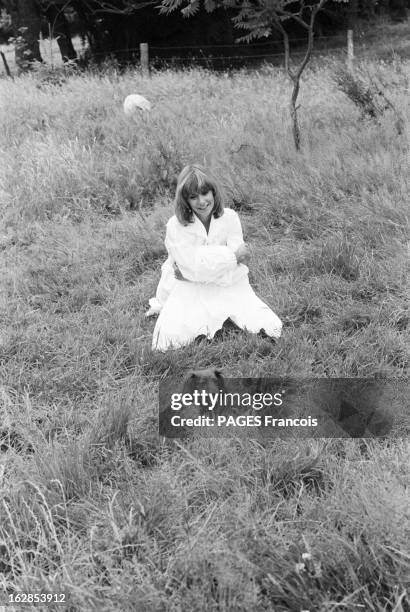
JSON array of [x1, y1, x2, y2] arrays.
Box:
[[150, 208, 282, 351]]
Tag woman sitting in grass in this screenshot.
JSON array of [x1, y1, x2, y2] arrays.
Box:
[[147, 164, 282, 351]]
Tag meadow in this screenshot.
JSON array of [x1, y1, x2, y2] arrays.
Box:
[[0, 52, 409, 611]]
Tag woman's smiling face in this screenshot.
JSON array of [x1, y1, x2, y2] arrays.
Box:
[[188, 188, 215, 222]]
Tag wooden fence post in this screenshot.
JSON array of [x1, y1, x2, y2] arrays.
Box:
[[0, 50, 12, 78], [140, 42, 149, 76], [347, 29, 354, 71]]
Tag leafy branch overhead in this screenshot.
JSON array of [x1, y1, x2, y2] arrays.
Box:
[[160, 0, 340, 34]]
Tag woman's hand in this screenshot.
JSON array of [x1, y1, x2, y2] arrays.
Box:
[[174, 262, 188, 281], [234, 243, 250, 265]]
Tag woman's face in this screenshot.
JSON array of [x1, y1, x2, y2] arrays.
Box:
[[188, 189, 214, 222]]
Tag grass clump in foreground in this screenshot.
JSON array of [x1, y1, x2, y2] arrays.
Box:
[[0, 57, 409, 610]]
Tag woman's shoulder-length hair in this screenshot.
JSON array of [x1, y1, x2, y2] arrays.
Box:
[[174, 164, 224, 225]]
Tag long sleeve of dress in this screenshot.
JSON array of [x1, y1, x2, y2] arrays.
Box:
[[226, 209, 245, 251], [165, 220, 238, 285], [148, 257, 176, 314]]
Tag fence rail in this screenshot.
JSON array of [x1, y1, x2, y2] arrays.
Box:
[[138, 32, 354, 72], [149, 35, 348, 50], [72, 34, 347, 59], [2, 29, 409, 75], [141, 48, 348, 62]]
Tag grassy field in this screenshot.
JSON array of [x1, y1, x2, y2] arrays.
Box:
[[0, 49, 409, 611]]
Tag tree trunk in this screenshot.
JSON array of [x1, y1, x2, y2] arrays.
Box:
[[276, 0, 326, 151], [45, 4, 77, 62], [290, 79, 301, 151], [5, 0, 42, 72], [347, 0, 359, 30]]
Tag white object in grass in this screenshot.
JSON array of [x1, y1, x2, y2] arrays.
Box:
[[123, 94, 152, 117], [145, 307, 158, 318]]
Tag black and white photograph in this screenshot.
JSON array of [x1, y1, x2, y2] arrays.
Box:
[[0, 0, 409, 610]]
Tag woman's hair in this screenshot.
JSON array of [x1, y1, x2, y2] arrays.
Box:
[[174, 164, 224, 225]]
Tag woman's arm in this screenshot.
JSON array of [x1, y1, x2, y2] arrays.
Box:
[[226, 210, 250, 266], [146, 257, 176, 315], [166, 212, 249, 285], [165, 222, 237, 284], [226, 209, 245, 251]]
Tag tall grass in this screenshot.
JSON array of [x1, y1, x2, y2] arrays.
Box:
[[0, 55, 409, 610]]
